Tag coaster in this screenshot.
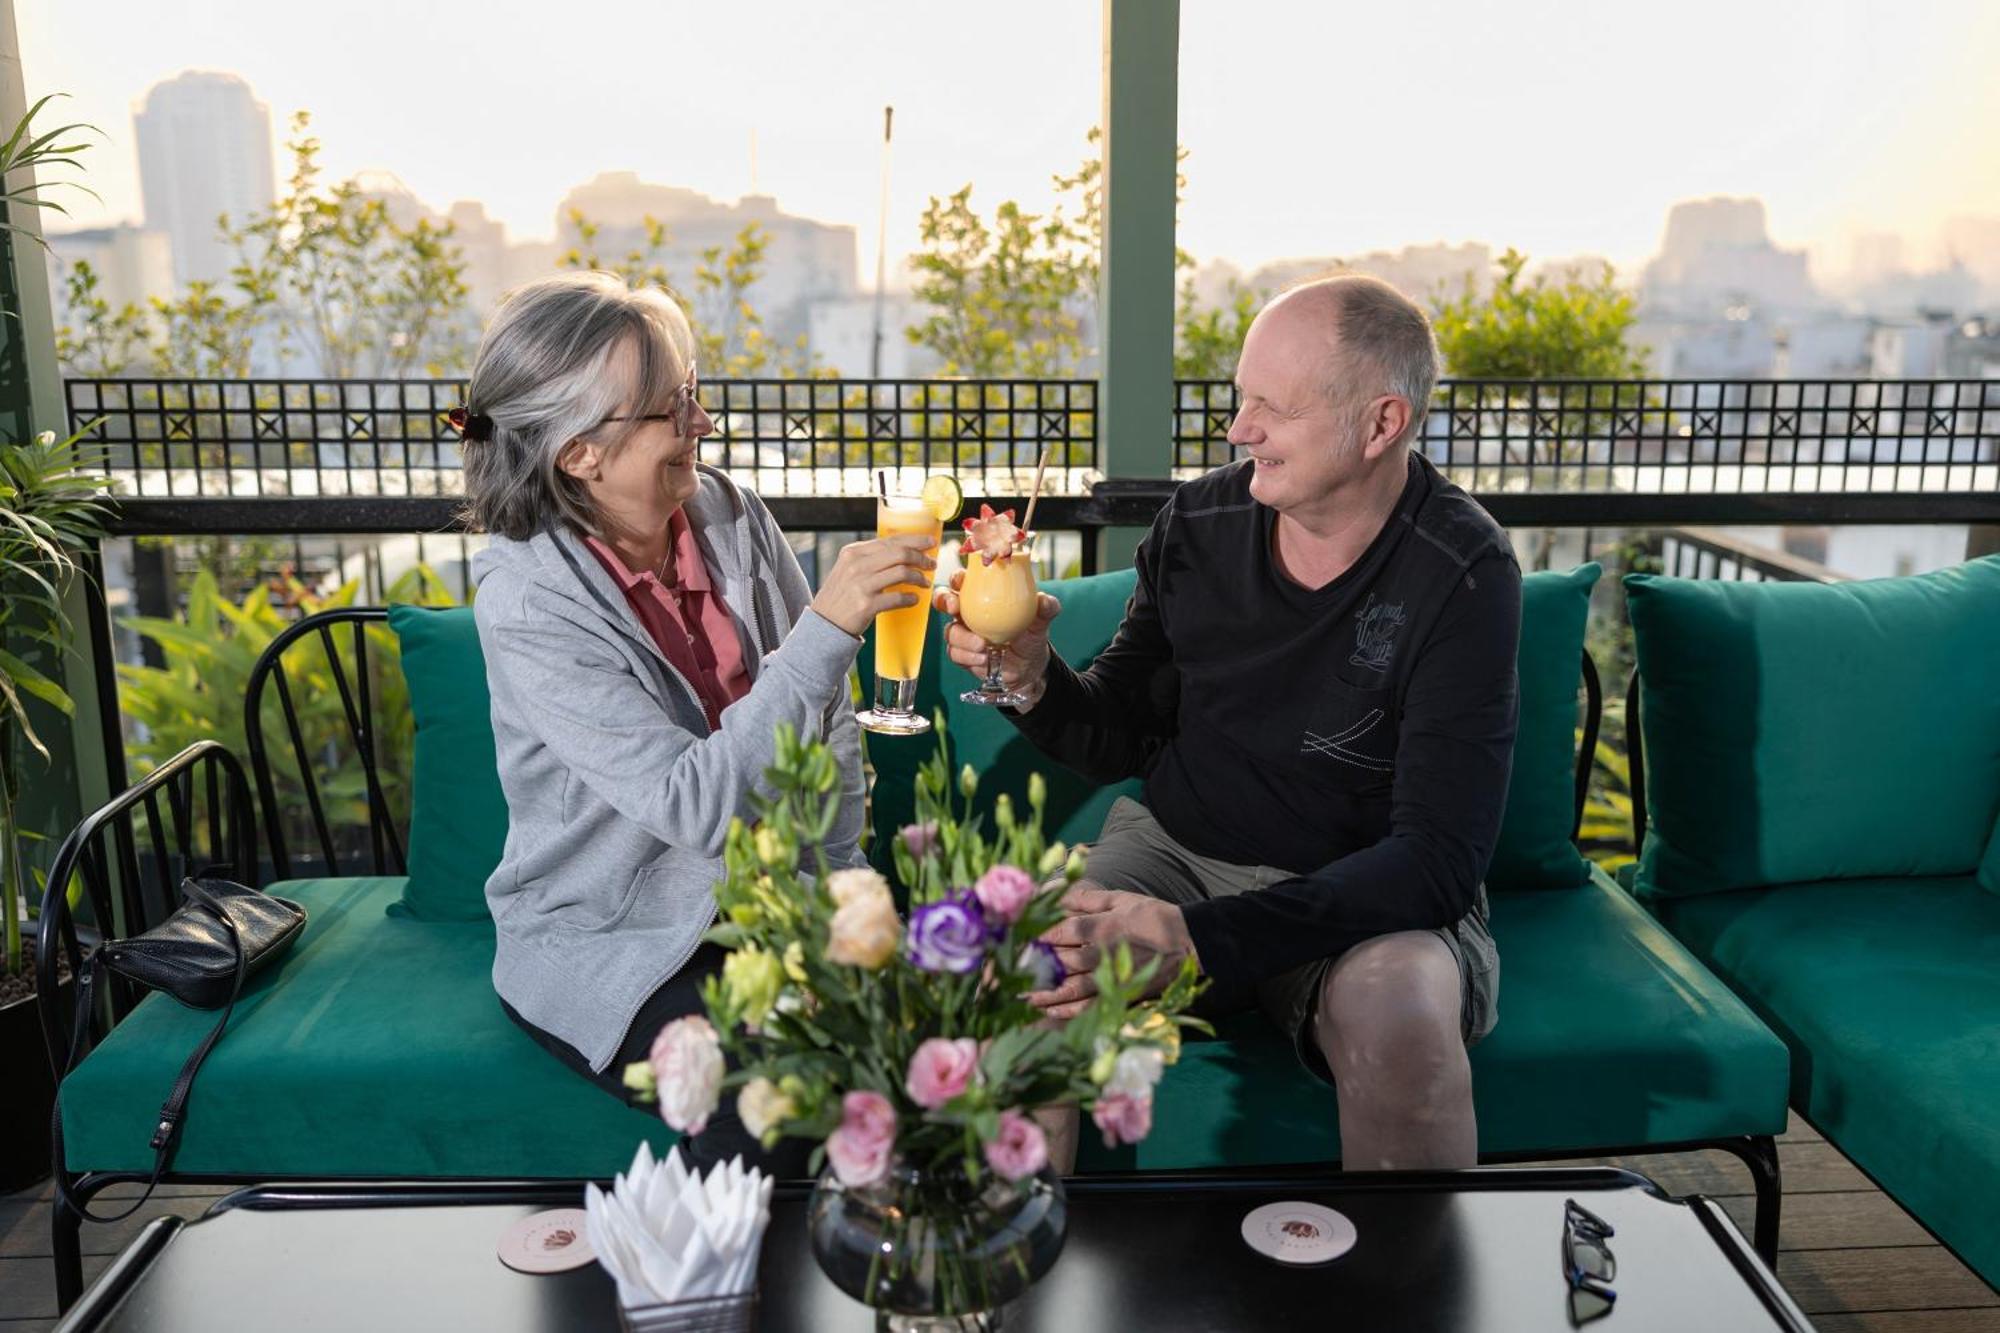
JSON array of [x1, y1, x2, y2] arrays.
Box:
[[498, 1207, 596, 1274], [1240, 1201, 1358, 1266]]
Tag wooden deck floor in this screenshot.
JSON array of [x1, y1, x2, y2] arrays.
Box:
[[3, 1113, 1994, 1329]]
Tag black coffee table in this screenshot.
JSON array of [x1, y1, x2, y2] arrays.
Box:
[[54, 1167, 1811, 1331]]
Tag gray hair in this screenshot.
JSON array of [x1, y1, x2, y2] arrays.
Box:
[[459, 272, 696, 540], [1283, 274, 1441, 448]]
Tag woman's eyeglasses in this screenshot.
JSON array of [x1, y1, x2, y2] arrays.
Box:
[[1563, 1197, 1617, 1324], [600, 371, 703, 437]]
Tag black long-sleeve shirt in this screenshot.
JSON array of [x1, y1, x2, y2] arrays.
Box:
[[1010, 454, 1521, 1007]]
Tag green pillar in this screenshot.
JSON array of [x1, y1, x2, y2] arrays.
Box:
[[1096, 0, 1179, 570], [0, 0, 115, 894]]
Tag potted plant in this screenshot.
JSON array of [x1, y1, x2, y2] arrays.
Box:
[[627, 725, 1206, 1329], [0, 425, 111, 1188], [0, 94, 110, 1190]]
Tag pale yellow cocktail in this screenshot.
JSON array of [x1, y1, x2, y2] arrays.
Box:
[[956, 505, 1039, 708], [958, 545, 1039, 645]]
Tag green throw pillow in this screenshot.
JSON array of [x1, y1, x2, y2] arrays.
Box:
[[1626, 556, 2000, 898], [387, 604, 509, 921], [1487, 563, 1600, 892], [1980, 814, 2000, 897]]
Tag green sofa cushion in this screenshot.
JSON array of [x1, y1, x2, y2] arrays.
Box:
[[1488, 563, 1599, 892], [1076, 867, 1789, 1170], [1626, 557, 2000, 898], [387, 604, 508, 921], [1653, 875, 2000, 1286], [60, 877, 675, 1177]]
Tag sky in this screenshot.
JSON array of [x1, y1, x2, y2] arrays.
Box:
[[16, 0, 2000, 284]]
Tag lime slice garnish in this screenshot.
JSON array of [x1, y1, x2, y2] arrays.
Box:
[[920, 474, 963, 523]]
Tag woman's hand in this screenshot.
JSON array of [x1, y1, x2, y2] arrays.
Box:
[[811, 534, 937, 637], [934, 570, 1061, 701]]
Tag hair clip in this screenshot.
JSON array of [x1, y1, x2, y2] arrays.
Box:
[[447, 405, 494, 443]]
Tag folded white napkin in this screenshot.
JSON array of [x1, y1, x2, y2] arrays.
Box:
[[584, 1144, 773, 1306]]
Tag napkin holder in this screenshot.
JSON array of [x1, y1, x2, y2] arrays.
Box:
[[617, 1288, 758, 1333]]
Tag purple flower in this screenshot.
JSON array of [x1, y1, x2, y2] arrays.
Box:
[[1018, 940, 1061, 992], [900, 822, 940, 859], [907, 890, 996, 974]]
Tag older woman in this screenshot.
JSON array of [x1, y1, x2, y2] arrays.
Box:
[[460, 272, 930, 1170]]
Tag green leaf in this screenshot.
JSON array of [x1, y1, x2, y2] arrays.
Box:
[[0, 648, 72, 715]]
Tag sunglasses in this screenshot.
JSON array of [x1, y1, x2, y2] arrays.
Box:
[[1563, 1197, 1617, 1324], [599, 369, 703, 437]]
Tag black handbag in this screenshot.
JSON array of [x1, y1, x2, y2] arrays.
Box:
[[52, 875, 307, 1222]]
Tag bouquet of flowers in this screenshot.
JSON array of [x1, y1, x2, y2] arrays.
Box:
[[624, 721, 1204, 1316]]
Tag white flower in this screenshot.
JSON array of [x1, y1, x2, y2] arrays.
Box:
[[36, 430, 55, 446], [1107, 1045, 1165, 1099], [827, 891, 901, 969], [647, 1016, 724, 1135], [826, 867, 892, 907], [737, 1076, 795, 1143]]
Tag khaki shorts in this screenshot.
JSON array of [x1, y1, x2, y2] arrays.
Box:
[[1081, 796, 1500, 1086]]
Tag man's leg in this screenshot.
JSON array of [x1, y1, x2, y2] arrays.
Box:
[[1313, 931, 1476, 1170]]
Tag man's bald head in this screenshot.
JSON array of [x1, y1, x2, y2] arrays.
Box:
[[1258, 275, 1441, 448]]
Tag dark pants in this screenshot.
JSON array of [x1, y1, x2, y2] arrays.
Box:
[[501, 943, 815, 1179]]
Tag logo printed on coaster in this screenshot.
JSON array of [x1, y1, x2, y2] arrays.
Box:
[[497, 1207, 597, 1274], [1240, 1201, 1358, 1266]]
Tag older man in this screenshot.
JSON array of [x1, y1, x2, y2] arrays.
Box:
[[937, 275, 1519, 1170]]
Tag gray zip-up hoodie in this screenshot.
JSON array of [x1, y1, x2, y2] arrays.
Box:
[[471, 464, 867, 1071]]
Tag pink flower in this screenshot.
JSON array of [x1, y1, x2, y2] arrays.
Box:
[[905, 1037, 980, 1109], [983, 1110, 1049, 1182], [827, 1090, 897, 1188], [900, 822, 940, 859], [647, 1016, 724, 1135], [1091, 1088, 1154, 1148], [972, 864, 1037, 923]]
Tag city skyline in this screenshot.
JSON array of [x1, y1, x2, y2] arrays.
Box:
[[18, 0, 2000, 284]]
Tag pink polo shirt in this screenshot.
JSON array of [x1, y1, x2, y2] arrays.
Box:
[[584, 510, 751, 731]]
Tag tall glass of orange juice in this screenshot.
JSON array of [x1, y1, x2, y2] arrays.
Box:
[[855, 478, 954, 735]]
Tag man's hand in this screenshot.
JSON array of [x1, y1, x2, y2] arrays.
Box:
[[1029, 882, 1198, 1020], [934, 571, 1060, 707]]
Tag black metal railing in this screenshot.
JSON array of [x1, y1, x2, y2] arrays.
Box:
[[74, 375, 2000, 532], [1656, 530, 1843, 583], [1177, 376, 2000, 493], [65, 376, 1100, 501]]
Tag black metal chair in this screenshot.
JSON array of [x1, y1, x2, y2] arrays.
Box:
[[35, 741, 258, 1074], [1574, 649, 1603, 840], [243, 607, 405, 880], [35, 740, 257, 1310]]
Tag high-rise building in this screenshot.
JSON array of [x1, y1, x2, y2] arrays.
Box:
[[445, 200, 511, 312], [1249, 242, 1491, 306], [1940, 216, 2000, 300], [1640, 198, 1817, 317], [134, 71, 276, 288], [553, 172, 857, 350], [1849, 233, 1905, 289], [44, 225, 174, 315]]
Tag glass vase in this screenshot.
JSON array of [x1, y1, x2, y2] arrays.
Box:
[[807, 1161, 1067, 1331]]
